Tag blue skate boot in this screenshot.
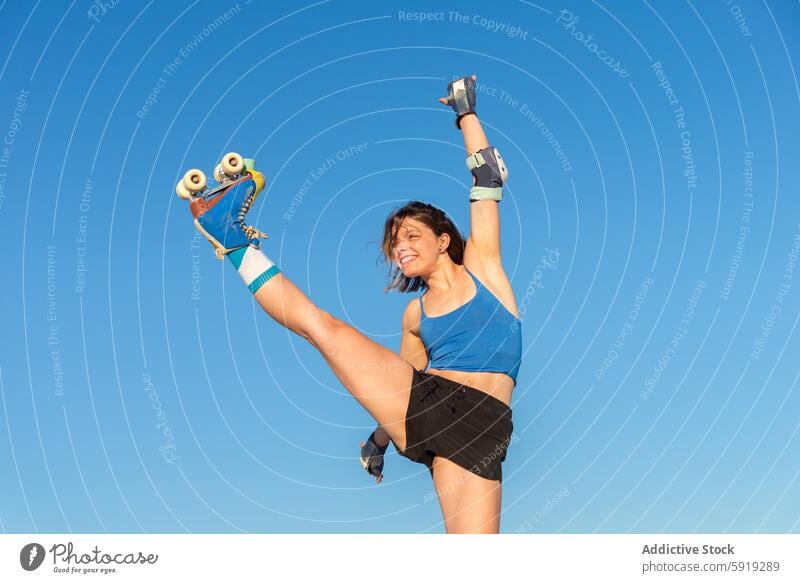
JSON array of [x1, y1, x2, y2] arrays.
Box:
[[177, 152, 280, 295], [176, 152, 268, 259]]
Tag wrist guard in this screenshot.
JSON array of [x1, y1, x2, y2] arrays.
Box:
[[360, 431, 388, 478], [445, 76, 477, 128], [467, 146, 508, 202]]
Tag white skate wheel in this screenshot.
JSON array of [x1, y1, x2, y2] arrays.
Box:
[[213, 164, 226, 183], [221, 152, 243, 176], [182, 169, 206, 193], [175, 181, 192, 200]]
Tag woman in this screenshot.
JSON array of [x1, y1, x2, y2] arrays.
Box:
[[185, 75, 521, 533]]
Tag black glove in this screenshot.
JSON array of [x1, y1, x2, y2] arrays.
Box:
[[360, 431, 388, 482], [444, 76, 478, 128]]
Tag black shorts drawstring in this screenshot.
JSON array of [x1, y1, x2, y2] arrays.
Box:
[[419, 376, 467, 413]]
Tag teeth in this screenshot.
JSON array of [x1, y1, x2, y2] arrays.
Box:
[[400, 256, 415, 265]]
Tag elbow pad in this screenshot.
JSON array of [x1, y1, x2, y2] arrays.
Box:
[[467, 146, 508, 202]]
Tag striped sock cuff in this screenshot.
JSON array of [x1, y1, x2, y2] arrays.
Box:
[[247, 265, 280, 294], [226, 245, 280, 294]]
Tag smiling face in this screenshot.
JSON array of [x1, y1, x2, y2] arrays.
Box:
[[381, 201, 465, 292], [392, 218, 449, 279]]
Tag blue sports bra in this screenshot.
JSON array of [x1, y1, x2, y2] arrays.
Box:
[[419, 267, 522, 383]]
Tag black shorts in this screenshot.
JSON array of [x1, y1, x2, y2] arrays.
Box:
[[396, 369, 514, 482]]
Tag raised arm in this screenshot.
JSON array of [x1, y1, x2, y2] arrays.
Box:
[[439, 75, 508, 264], [457, 105, 489, 153], [461, 115, 502, 262]]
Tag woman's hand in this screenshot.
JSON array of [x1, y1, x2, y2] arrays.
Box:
[[359, 441, 383, 484], [438, 74, 477, 104], [439, 75, 478, 128], [359, 430, 388, 484]]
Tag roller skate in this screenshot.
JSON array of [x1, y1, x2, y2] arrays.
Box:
[[175, 152, 268, 259]]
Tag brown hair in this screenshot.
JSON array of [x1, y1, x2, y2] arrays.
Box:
[[380, 201, 466, 293]]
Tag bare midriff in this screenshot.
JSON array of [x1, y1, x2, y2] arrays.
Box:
[[426, 367, 514, 406]]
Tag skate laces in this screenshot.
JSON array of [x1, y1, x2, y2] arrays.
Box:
[[237, 181, 268, 242]]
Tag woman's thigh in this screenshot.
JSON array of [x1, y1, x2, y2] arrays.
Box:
[[309, 312, 415, 452], [431, 456, 502, 534]]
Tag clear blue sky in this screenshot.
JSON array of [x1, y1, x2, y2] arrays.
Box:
[[0, 0, 798, 533]]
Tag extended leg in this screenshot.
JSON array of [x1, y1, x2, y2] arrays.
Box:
[[252, 273, 414, 452], [185, 168, 414, 452]]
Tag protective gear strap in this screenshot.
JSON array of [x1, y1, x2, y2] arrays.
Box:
[[467, 147, 508, 202]]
